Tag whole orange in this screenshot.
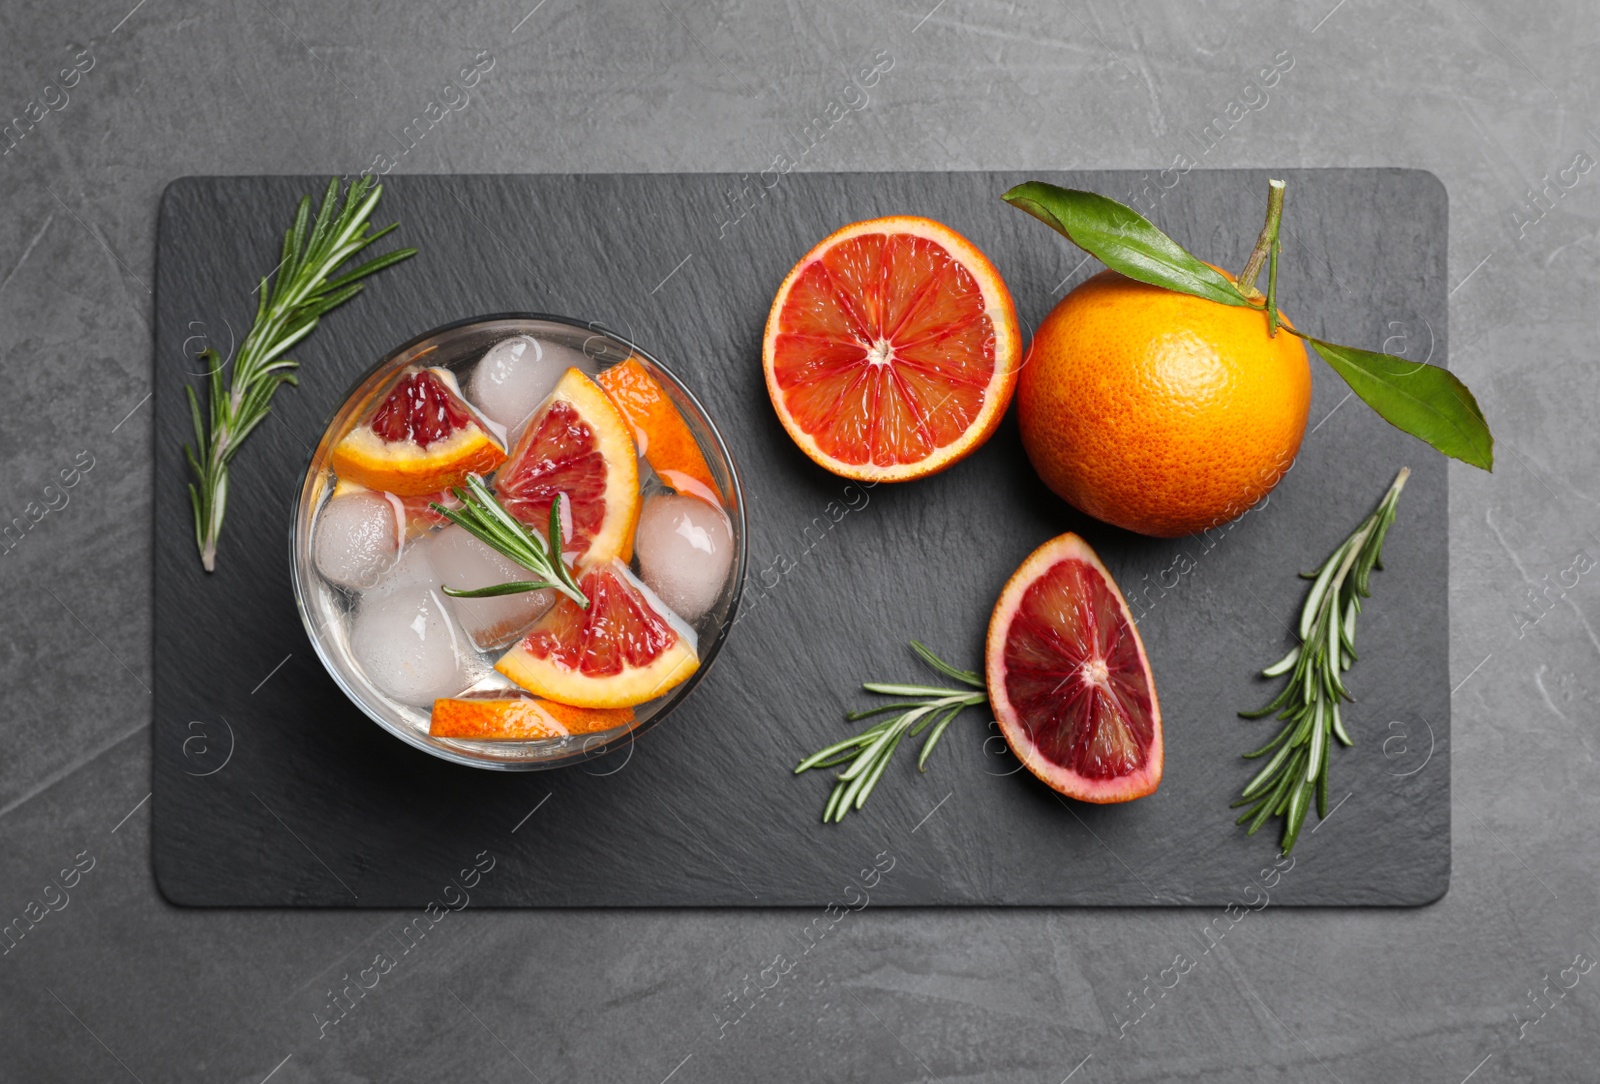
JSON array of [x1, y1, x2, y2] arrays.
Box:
[[1018, 269, 1311, 538]]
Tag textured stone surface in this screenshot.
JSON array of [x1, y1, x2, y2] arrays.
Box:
[[152, 170, 1449, 908], [0, 0, 1594, 1079]]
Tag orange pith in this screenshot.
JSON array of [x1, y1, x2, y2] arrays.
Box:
[[429, 695, 633, 740], [763, 216, 1022, 482], [495, 367, 640, 563], [597, 357, 719, 497], [331, 367, 506, 497], [495, 559, 699, 709], [1018, 268, 1311, 539], [985, 533, 1163, 804]]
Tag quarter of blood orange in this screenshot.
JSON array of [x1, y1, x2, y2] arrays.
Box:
[[331, 367, 506, 497], [597, 357, 719, 498], [429, 694, 633, 740], [496, 559, 699, 709], [985, 533, 1163, 803], [495, 367, 640, 563], [762, 216, 1023, 482]]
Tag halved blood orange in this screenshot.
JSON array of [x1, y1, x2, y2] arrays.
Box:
[[495, 368, 640, 563], [763, 216, 1023, 482], [597, 357, 719, 499], [331, 367, 506, 497], [430, 694, 633, 740], [985, 533, 1163, 803], [496, 559, 699, 709]]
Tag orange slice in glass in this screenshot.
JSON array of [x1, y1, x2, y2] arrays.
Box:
[[331, 367, 506, 497], [763, 216, 1022, 482], [429, 694, 633, 740], [495, 368, 640, 563], [597, 356, 718, 497], [324, 367, 499, 498], [495, 559, 699, 709]]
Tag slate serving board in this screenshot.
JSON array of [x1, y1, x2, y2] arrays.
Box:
[[153, 170, 1450, 907]]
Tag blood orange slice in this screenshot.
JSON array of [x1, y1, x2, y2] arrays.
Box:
[[495, 367, 640, 563], [597, 356, 719, 499], [762, 216, 1023, 482], [495, 559, 699, 709], [331, 367, 506, 497], [985, 533, 1163, 803], [429, 694, 633, 740]]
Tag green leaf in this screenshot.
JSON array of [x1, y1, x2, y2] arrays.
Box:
[[317, 244, 417, 296], [441, 580, 558, 598], [1001, 182, 1249, 307], [909, 640, 984, 688], [279, 196, 310, 292], [1303, 337, 1494, 470], [304, 178, 342, 261]]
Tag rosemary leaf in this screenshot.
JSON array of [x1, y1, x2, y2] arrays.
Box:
[[441, 580, 563, 599]]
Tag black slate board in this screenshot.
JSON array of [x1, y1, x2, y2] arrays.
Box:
[[152, 171, 1450, 907]]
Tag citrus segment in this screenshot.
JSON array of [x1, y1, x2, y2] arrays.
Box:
[[495, 367, 640, 563], [985, 533, 1163, 803], [331, 367, 506, 497], [495, 559, 699, 709], [429, 694, 633, 740], [763, 216, 1022, 482], [597, 357, 718, 496]]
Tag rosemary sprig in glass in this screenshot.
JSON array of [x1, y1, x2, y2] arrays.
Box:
[[1233, 466, 1410, 853], [428, 474, 588, 610], [184, 176, 416, 571], [795, 641, 988, 823]]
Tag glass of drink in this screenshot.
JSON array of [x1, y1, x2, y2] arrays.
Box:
[[290, 314, 746, 769]]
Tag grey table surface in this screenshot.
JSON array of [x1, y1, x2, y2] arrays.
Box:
[[0, 1, 1592, 1080]]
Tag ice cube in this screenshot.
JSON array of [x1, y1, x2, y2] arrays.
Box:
[[373, 536, 442, 595], [466, 335, 588, 432], [430, 524, 555, 650], [349, 586, 465, 706], [314, 491, 401, 590], [634, 493, 734, 623]]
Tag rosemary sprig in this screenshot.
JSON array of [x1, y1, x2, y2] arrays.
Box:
[[795, 641, 987, 823], [184, 176, 416, 571], [1232, 467, 1410, 853], [429, 475, 588, 610]]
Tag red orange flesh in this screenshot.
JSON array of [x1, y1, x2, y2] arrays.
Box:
[[495, 559, 699, 709], [331, 367, 505, 497], [762, 216, 1022, 482], [494, 367, 640, 563], [985, 533, 1163, 803]]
